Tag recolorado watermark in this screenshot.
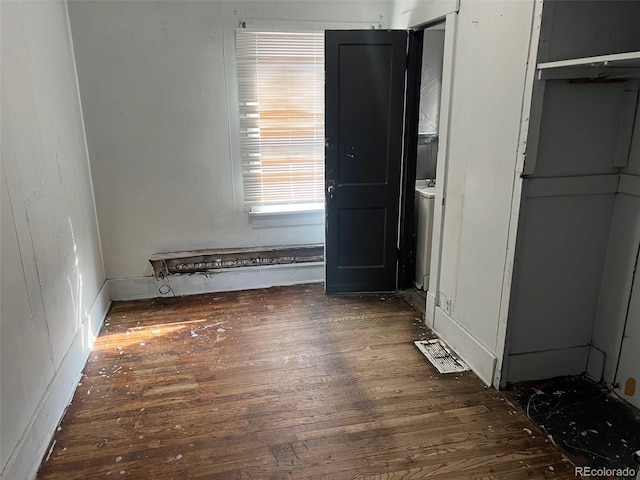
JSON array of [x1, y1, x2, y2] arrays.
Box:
[[575, 466, 637, 478]]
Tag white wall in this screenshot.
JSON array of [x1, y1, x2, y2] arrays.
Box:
[[592, 99, 640, 408], [436, 1, 536, 385], [67, 0, 395, 290], [0, 2, 108, 479], [418, 29, 445, 134], [395, 0, 536, 385]]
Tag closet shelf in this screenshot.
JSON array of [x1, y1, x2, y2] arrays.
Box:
[[537, 51, 640, 80]]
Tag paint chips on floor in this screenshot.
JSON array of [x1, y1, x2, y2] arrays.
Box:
[[414, 339, 470, 374]]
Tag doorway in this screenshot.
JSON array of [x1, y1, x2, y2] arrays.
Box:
[[412, 23, 445, 297], [323, 16, 454, 301], [324, 30, 408, 293]]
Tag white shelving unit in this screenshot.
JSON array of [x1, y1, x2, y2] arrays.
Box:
[[504, 1, 640, 410], [537, 50, 640, 79]]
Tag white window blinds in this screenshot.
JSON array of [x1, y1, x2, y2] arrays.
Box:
[[236, 30, 325, 207]]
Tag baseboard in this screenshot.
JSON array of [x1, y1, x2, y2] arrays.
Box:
[[87, 280, 111, 341], [109, 262, 325, 301], [506, 345, 589, 384], [433, 307, 497, 386], [425, 291, 437, 330], [1, 281, 110, 480]]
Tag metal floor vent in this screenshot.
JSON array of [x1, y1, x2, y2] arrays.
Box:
[[414, 339, 470, 374]]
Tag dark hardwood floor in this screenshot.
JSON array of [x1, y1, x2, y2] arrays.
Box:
[[37, 284, 579, 479]]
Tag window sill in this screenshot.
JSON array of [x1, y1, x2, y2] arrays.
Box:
[[249, 203, 324, 228]]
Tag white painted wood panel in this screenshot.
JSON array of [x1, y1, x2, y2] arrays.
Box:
[[616, 255, 640, 409], [1, 2, 107, 477], [508, 347, 590, 385], [534, 81, 626, 177], [436, 1, 535, 354], [593, 194, 640, 385], [0, 169, 56, 471], [433, 307, 497, 386], [508, 194, 614, 355]]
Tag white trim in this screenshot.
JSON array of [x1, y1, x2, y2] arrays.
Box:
[[249, 204, 324, 228], [433, 307, 497, 386], [519, 0, 545, 177], [250, 203, 323, 215], [619, 173, 640, 197], [538, 51, 640, 70], [426, 11, 457, 328], [240, 20, 381, 32], [497, 0, 543, 388], [402, 0, 459, 29], [87, 280, 111, 342], [537, 51, 640, 80], [250, 211, 324, 228], [425, 291, 437, 330], [109, 262, 324, 301], [1, 281, 110, 480], [526, 174, 619, 198], [506, 346, 589, 384]]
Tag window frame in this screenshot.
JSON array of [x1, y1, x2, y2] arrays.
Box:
[[235, 29, 326, 214]]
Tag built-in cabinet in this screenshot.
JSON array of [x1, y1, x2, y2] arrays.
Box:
[[503, 0, 640, 409]]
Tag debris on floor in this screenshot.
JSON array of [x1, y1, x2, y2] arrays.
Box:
[[512, 375, 640, 480]]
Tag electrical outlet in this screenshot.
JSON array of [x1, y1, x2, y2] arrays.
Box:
[[440, 294, 452, 315]]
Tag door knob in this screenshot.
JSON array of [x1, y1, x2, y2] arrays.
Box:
[[327, 185, 336, 194]]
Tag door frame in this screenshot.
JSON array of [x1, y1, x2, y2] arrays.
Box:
[[395, 6, 458, 328], [415, 13, 457, 330], [397, 29, 425, 289], [322, 5, 458, 297]]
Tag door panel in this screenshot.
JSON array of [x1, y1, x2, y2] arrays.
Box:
[[337, 208, 387, 267], [325, 30, 408, 293]]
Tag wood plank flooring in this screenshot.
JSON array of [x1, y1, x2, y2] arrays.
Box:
[[37, 284, 579, 479]]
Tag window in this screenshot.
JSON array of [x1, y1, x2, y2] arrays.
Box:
[[236, 30, 325, 209]]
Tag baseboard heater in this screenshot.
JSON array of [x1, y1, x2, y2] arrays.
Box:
[[149, 244, 324, 279]]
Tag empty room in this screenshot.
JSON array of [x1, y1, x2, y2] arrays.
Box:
[[2, 0, 640, 479]]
